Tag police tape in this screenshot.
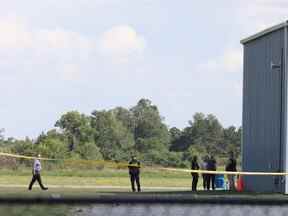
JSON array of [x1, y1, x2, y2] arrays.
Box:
[[159, 167, 288, 176], [0, 152, 56, 161], [0, 152, 141, 168], [0, 151, 288, 176]]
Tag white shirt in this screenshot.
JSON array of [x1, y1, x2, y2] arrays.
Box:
[[33, 159, 41, 173]]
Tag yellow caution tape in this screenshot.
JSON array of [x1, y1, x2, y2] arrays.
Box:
[[0, 151, 287, 176], [160, 167, 288, 176], [0, 152, 57, 161], [0, 152, 141, 168]]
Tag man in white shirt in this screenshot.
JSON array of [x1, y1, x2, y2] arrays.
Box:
[[28, 154, 48, 190]]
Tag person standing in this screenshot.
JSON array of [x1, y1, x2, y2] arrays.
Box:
[[207, 155, 216, 190], [191, 156, 199, 191], [128, 155, 141, 192], [28, 154, 48, 191], [225, 152, 237, 191], [201, 156, 209, 190]]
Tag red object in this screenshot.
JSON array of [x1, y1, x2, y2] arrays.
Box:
[[236, 175, 244, 192]]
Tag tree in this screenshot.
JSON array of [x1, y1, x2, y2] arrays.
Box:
[[12, 138, 34, 158], [75, 141, 103, 160], [35, 136, 67, 159], [91, 110, 134, 160], [204, 114, 224, 154], [177, 113, 224, 154], [111, 107, 136, 133], [222, 126, 241, 156], [169, 127, 184, 151], [1, 99, 242, 166], [55, 111, 93, 151], [131, 99, 170, 154]]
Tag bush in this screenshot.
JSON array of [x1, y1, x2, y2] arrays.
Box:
[[75, 142, 103, 160]]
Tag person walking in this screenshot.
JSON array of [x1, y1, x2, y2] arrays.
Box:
[[28, 154, 48, 191], [191, 156, 199, 191], [207, 155, 216, 190], [128, 155, 141, 192], [225, 152, 237, 191]]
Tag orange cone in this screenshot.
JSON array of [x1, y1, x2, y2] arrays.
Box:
[[236, 175, 244, 192]]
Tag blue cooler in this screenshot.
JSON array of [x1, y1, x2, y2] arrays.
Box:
[[215, 174, 225, 189]]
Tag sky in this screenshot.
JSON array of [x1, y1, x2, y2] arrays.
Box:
[[0, 0, 287, 139]]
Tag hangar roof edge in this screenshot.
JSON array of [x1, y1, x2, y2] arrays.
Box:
[[241, 21, 288, 44]]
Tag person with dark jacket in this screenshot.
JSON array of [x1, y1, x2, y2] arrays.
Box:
[[225, 152, 237, 190], [28, 154, 48, 191], [128, 155, 141, 192], [207, 155, 216, 190], [201, 156, 209, 190], [191, 156, 200, 191]]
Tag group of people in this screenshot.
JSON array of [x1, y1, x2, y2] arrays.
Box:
[[127, 153, 237, 192], [28, 153, 236, 193], [191, 152, 237, 191], [191, 155, 217, 191]]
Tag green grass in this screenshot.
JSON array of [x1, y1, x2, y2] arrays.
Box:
[[3, 175, 178, 187], [0, 165, 265, 216], [0, 167, 193, 186], [0, 166, 233, 189], [0, 167, 193, 177], [0, 175, 192, 188]]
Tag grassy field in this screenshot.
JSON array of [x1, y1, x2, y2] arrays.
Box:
[[0, 166, 276, 216], [0, 175, 194, 188], [0, 165, 233, 191], [0, 168, 197, 188], [0, 167, 190, 215], [0, 165, 233, 190]]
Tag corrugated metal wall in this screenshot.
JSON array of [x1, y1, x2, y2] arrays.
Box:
[[242, 29, 285, 192]]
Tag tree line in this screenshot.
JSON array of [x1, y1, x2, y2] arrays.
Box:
[[0, 99, 241, 168]]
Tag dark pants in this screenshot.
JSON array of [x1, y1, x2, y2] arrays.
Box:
[[202, 174, 208, 190], [192, 174, 198, 191], [207, 174, 215, 190], [28, 173, 47, 190], [227, 175, 235, 191], [130, 173, 141, 192]]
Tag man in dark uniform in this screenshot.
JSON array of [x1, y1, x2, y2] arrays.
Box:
[[128, 155, 141, 192], [225, 151, 237, 190], [207, 155, 216, 190], [191, 155, 199, 191], [201, 155, 209, 190], [28, 154, 48, 190]]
